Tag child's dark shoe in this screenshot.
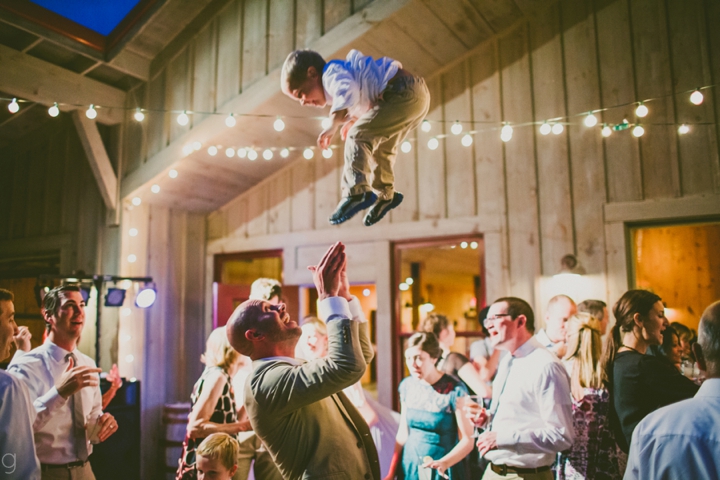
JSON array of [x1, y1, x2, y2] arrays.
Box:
[[363, 192, 404, 226], [328, 191, 378, 225]]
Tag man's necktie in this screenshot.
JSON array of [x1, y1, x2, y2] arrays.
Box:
[[65, 353, 89, 461]]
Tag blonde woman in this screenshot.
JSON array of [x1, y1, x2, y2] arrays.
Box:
[[177, 327, 249, 480], [558, 313, 621, 479]]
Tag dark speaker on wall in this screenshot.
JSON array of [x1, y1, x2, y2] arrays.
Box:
[[90, 379, 141, 480]]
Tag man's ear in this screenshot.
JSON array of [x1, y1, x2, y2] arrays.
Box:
[[693, 343, 707, 372], [244, 329, 263, 342], [516, 314, 527, 330]]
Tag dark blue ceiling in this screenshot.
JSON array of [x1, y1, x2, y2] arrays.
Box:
[[29, 0, 141, 36]]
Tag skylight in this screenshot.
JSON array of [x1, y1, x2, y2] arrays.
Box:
[[29, 0, 141, 36]]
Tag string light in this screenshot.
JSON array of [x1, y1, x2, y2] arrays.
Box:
[[451, 121, 462, 135], [461, 133, 473, 147], [427, 137, 439, 150], [133, 108, 144, 122], [8, 98, 19, 113], [303, 148, 314, 159], [635, 103, 648, 118], [401, 141, 412, 153], [322, 148, 333, 158], [182, 145, 193, 156], [85, 104, 97, 119], [552, 123, 564, 135], [127, 254, 137, 263], [263, 149, 273, 160], [322, 118, 333, 129], [177, 111, 189, 126], [208, 146, 218, 156], [280, 148, 290, 158], [501, 124, 513, 142], [48, 103, 59, 117], [274, 118, 285, 132], [602, 124, 612, 137], [225, 147, 235, 158], [584, 113, 598, 127], [690, 89, 704, 105], [193, 141, 202, 151], [131, 197, 141, 206], [632, 125, 645, 137], [540, 122, 552, 135], [225, 114, 236, 127], [237, 148, 247, 158], [678, 124, 690, 135], [421, 120, 431, 132], [151, 184, 160, 193], [247, 149, 258, 161], [129, 228, 138, 237], [168, 169, 178, 178]]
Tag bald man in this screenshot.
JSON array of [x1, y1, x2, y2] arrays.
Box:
[[535, 295, 576, 358], [226, 242, 380, 480]]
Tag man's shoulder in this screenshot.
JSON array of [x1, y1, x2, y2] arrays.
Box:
[[0, 370, 28, 398], [638, 396, 710, 434], [8, 346, 47, 369]]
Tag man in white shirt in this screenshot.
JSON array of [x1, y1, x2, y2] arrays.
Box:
[[535, 295, 576, 358], [8, 285, 118, 479], [625, 300, 720, 479], [470, 297, 574, 479], [0, 288, 41, 480]]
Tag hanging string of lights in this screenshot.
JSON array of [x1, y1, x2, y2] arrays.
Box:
[[2, 85, 714, 157]]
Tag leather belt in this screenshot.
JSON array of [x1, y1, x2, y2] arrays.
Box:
[[41, 460, 87, 470], [490, 463, 551, 476]]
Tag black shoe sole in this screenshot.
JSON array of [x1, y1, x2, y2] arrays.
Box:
[[328, 193, 378, 225], [364, 192, 404, 226]]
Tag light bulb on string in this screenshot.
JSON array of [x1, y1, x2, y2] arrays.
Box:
[[540, 122, 552, 135], [225, 114, 236, 127], [85, 104, 97, 119], [182, 145, 193, 156], [280, 148, 290, 158], [225, 147, 235, 158], [274, 118, 285, 132], [690, 89, 704, 105], [427, 137, 439, 150], [247, 149, 258, 161], [263, 149, 273, 160], [192, 141, 202, 151], [421, 120, 431, 132], [552, 123, 564, 135], [151, 184, 160, 193], [129, 228, 138, 237], [584, 113, 598, 127], [632, 125, 645, 137], [602, 124, 612, 137], [177, 111, 189, 126], [451, 121, 462, 135], [133, 108, 144, 122], [131, 197, 142, 206], [208, 146, 218, 156], [401, 141, 412, 153], [48, 103, 60, 117], [322, 148, 333, 158], [461, 133, 473, 147], [8, 98, 19, 113], [322, 118, 333, 129], [303, 148, 314, 159], [678, 124, 690, 135], [237, 148, 247, 158], [635, 103, 648, 118], [168, 169, 178, 179], [501, 124, 513, 142]]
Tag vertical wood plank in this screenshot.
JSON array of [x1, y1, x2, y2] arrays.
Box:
[[296, 0, 323, 48], [242, 0, 269, 89], [123, 84, 147, 177], [147, 70, 167, 158], [247, 183, 268, 236], [604, 220, 629, 310], [442, 61, 476, 218], [291, 159, 315, 232], [268, 0, 295, 72], [226, 196, 249, 238], [416, 77, 445, 220], [499, 24, 541, 303], [167, 48, 190, 143], [389, 128, 418, 224], [268, 170, 291, 234], [193, 23, 217, 123], [216, 0, 241, 105], [707, 0, 720, 193], [594, 0, 642, 202], [43, 129, 65, 235], [313, 152, 341, 230], [629, 0, 679, 199], [353, 0, 373, 11], [324, 0, 352, 33], [166, 210, 185, 399], [25, 141, 47, 238], [183, 213, 206, 397], [561, 0, 607, 276], [529, 3, 574, 276], [9, 149, 29, 239]]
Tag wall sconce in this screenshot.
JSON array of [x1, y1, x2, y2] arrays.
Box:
[[555, 254, 586, 277]]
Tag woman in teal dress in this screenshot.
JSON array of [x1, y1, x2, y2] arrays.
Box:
[[385, 332, 474, 480]]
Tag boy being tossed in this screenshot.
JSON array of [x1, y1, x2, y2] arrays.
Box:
[[281, 49, 430, 226]]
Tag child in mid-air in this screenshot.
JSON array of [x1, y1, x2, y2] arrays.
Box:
[[195, 433, 240, 480], [281, 49, 430, 226]]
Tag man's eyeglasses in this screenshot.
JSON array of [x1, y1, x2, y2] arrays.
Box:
[[482, 313, 513, 328]]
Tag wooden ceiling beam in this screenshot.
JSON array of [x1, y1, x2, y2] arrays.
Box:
[[72, 110, 118, 210]]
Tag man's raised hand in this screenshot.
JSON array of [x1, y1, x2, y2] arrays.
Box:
[[56, 356, 102, 399], [307, 242, 346, 300]]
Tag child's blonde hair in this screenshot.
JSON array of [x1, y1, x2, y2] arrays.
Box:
[[201, 327, 240, 371], [196, 433, 240, 471]]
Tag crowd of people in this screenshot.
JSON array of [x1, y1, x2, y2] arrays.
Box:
[[1, 242, 719, 480]]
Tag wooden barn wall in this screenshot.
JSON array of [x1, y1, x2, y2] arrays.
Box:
[[206, 0, 720, 308]]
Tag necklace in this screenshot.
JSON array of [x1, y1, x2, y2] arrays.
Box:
[[619, 344, 643, 354]]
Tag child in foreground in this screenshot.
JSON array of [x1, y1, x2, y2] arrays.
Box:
[[195, 433, 240, 480], [281, 49, 430, 226]]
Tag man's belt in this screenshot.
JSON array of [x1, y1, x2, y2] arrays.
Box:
[[490, 463, 551, 476], [41, 460, 87, 470]]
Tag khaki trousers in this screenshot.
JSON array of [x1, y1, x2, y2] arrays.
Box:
[[481, 464, 553, 480], [235, 432, 283, 480], [41, 462, 96, 480], [343, 75, 430, 200]]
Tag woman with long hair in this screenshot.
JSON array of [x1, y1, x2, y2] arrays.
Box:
[[386, 332, 474, 480], [558, 313, 622, 479], [600, 290, 699, 453]]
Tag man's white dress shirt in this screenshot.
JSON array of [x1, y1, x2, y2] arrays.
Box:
[[322, 50, 401, 120], [0, 370, 41, 479], [485, 337, 575, 468], [625, 378, 720, 479], [7, 341, 102, 464]]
